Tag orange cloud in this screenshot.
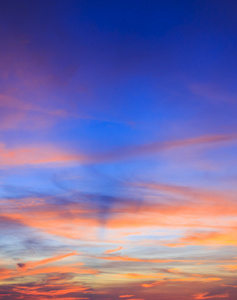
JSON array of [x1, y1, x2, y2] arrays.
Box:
[[1, 181, 237, 252], [115, 273, 164, 280], [221, 284, 237, 288], [13, 284, 89, 296], [1, 187, 236, 248], [104, 246, 123, 254], [0, 265, 98, 281], [17, 251, 78, 270], [142, 281, 165, 288], [193, 292, 229, 299], [166, 230, 237, 247], [92, 254, 189, 263], [221, 264, 237, 271], [34, 298, 89, 300], [119, 296, 134, 298], [0, 258, 98, 282], [103, 182, 237, 240], [0, 200, 100, 240], [166, 268, 183, 274]]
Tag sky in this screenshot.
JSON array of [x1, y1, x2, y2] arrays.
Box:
[[0, 0, 237, 299]]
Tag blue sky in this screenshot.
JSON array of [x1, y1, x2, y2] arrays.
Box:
[[0, 1, 237, 300]]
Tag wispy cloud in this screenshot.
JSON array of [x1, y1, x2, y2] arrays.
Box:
[[193, 292, 229, 299], [89, 134, 237, 163], [17, 251, 78, 270], [104, 246, 123, 254], [0, 143, 85, 166]]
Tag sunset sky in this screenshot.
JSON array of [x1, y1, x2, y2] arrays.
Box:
[[0, 1, 237, 299]]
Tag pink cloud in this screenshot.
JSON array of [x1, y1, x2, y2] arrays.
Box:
[[90, 134, 237, 163], [0, 143, 86, 166]]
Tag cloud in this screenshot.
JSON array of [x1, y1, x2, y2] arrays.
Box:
[[0, 263, 98, 281], [91, 254, 192, 263], [173, 230, 237, 247], [0, 94, 66, 116], [1, 179, 237, 244], [0, 94, 67, 131], [13, 284, 89, 296], [142, 277, 221, 288], [17, 251, 78, 270], [221, 264, 237, 271], [0, 143, 85, 166], [189, 82, 237, 103], [115, 273, 164, 280], [1, 282, 91, 300], [0, 249, 96, 283], [193, 292, 229, 299], [221, 284, 237, 288], [141, 281, 166, 288], [0, 133, 235, 167], [104, 246, 123, 254], [89, 134, 237, 163]]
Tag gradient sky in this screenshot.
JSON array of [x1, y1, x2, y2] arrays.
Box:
[[0, 1, 237, 300]]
